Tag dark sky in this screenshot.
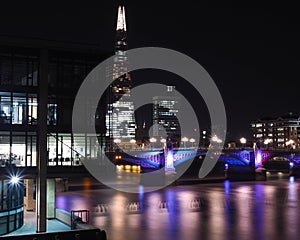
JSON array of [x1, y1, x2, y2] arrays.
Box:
[[1, 0, 299, 142]]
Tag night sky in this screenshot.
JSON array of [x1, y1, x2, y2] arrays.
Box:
[[1, 1, 299, 142]]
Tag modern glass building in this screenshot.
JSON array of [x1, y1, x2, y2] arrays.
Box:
[[0, 4, 132, 235], [0, 37, 111, 168], [0, 178, 25, 235], [152, 86, 181, 146], [105, 5, 136, 147]]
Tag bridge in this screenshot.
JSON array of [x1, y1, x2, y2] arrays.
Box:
[[110, 147, 300, 174], [1, 147, 300, 179]]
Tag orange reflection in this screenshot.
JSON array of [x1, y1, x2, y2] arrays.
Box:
[[83, 177, 91, 191]]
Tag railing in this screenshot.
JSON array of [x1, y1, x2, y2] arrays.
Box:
[[0, 228, 107, 240], [71, 210, 89, 230]]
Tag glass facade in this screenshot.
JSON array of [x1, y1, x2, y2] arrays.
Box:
[[0, 43, 109, 168], [0, 39, 110, 235], [0, 93, 38, 125], [0, 179, 24, 235], [153, 86, 181, 145], [105, 6, 136, 146]]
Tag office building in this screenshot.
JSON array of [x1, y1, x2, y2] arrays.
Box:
[[152, 86, 180, 146], [251, 112, 300, 149]]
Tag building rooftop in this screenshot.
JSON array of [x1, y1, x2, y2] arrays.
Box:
[[252, 112, 300, 122], [0, 34, 113, 56]]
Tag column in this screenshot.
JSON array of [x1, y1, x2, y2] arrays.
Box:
[[47, 179, 55, 219], [36, 48, 48, 233], [24, 179, 36, 211]]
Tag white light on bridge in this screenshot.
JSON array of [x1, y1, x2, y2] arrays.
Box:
[[211, 135, 222, 143], [181, 137, 189, 142], [240, 137, 247, 145]]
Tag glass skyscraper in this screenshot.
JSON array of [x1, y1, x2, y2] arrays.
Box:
[[105, 6, 136, 143]]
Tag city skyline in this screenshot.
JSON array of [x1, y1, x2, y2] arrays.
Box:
[[1, 1, 299, 142]]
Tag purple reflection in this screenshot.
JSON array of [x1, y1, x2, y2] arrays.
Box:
[[55, 179, 300, 240]]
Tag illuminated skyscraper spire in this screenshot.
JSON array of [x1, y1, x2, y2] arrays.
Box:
[[116, 6, 127, 31], [105, 4, 135, 145]]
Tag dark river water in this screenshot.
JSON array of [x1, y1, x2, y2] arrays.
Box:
[[56, 176, 300, 240]]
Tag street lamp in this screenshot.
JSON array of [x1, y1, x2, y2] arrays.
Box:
[[160, 138, 166, 148], [189, 138, 196, 148], [182, 137, 189, 149], [240, 137, 246, 149], [113, 138, 121, 150], [150, 137, 157, 150], [130, 139, 136, 149], [264, 138, 272, 149]]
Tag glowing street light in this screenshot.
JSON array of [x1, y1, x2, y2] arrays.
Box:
[[113, 138, 121, 144], [189, 138, 196, 148], [264, 138, 272, 149], [160, 138, 166, 147], [129, 139, 136, 149], [150, 137, 157, 150], [240, 137, 246, 148], [182, 137, 189, 149], [211, 135, 222, 143]]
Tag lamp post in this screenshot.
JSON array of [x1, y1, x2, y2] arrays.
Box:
[[240, 137, 247, 149], [182, 137, 189, 149], [264, 138, 271, 150], [189, 138, 196, 148], [150, 137, 157, 150], [160, 138, 166, 148], [211, 135, 222, 149], [113, 138, 121, 150], [130, 139, 136, 150], [114, 138, 121, 144]]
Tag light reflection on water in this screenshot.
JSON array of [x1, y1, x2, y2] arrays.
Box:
[[56, 179, 300, 240]]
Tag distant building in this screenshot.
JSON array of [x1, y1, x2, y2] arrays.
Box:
[[251, 112, 300, 149], [105, 5, 135, 144], [152, 86, 180, 145]]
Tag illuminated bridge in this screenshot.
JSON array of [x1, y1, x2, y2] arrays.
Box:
[[111, 147, 300, 173], [1, 148, 300, 178]]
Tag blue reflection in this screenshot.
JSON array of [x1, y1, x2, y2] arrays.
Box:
[[254, 184, 264, 239], [224, 180, 230, 195], [139, 185, 144, 199], [289, 176, 295, 183], [165, 188, 179, 240]]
